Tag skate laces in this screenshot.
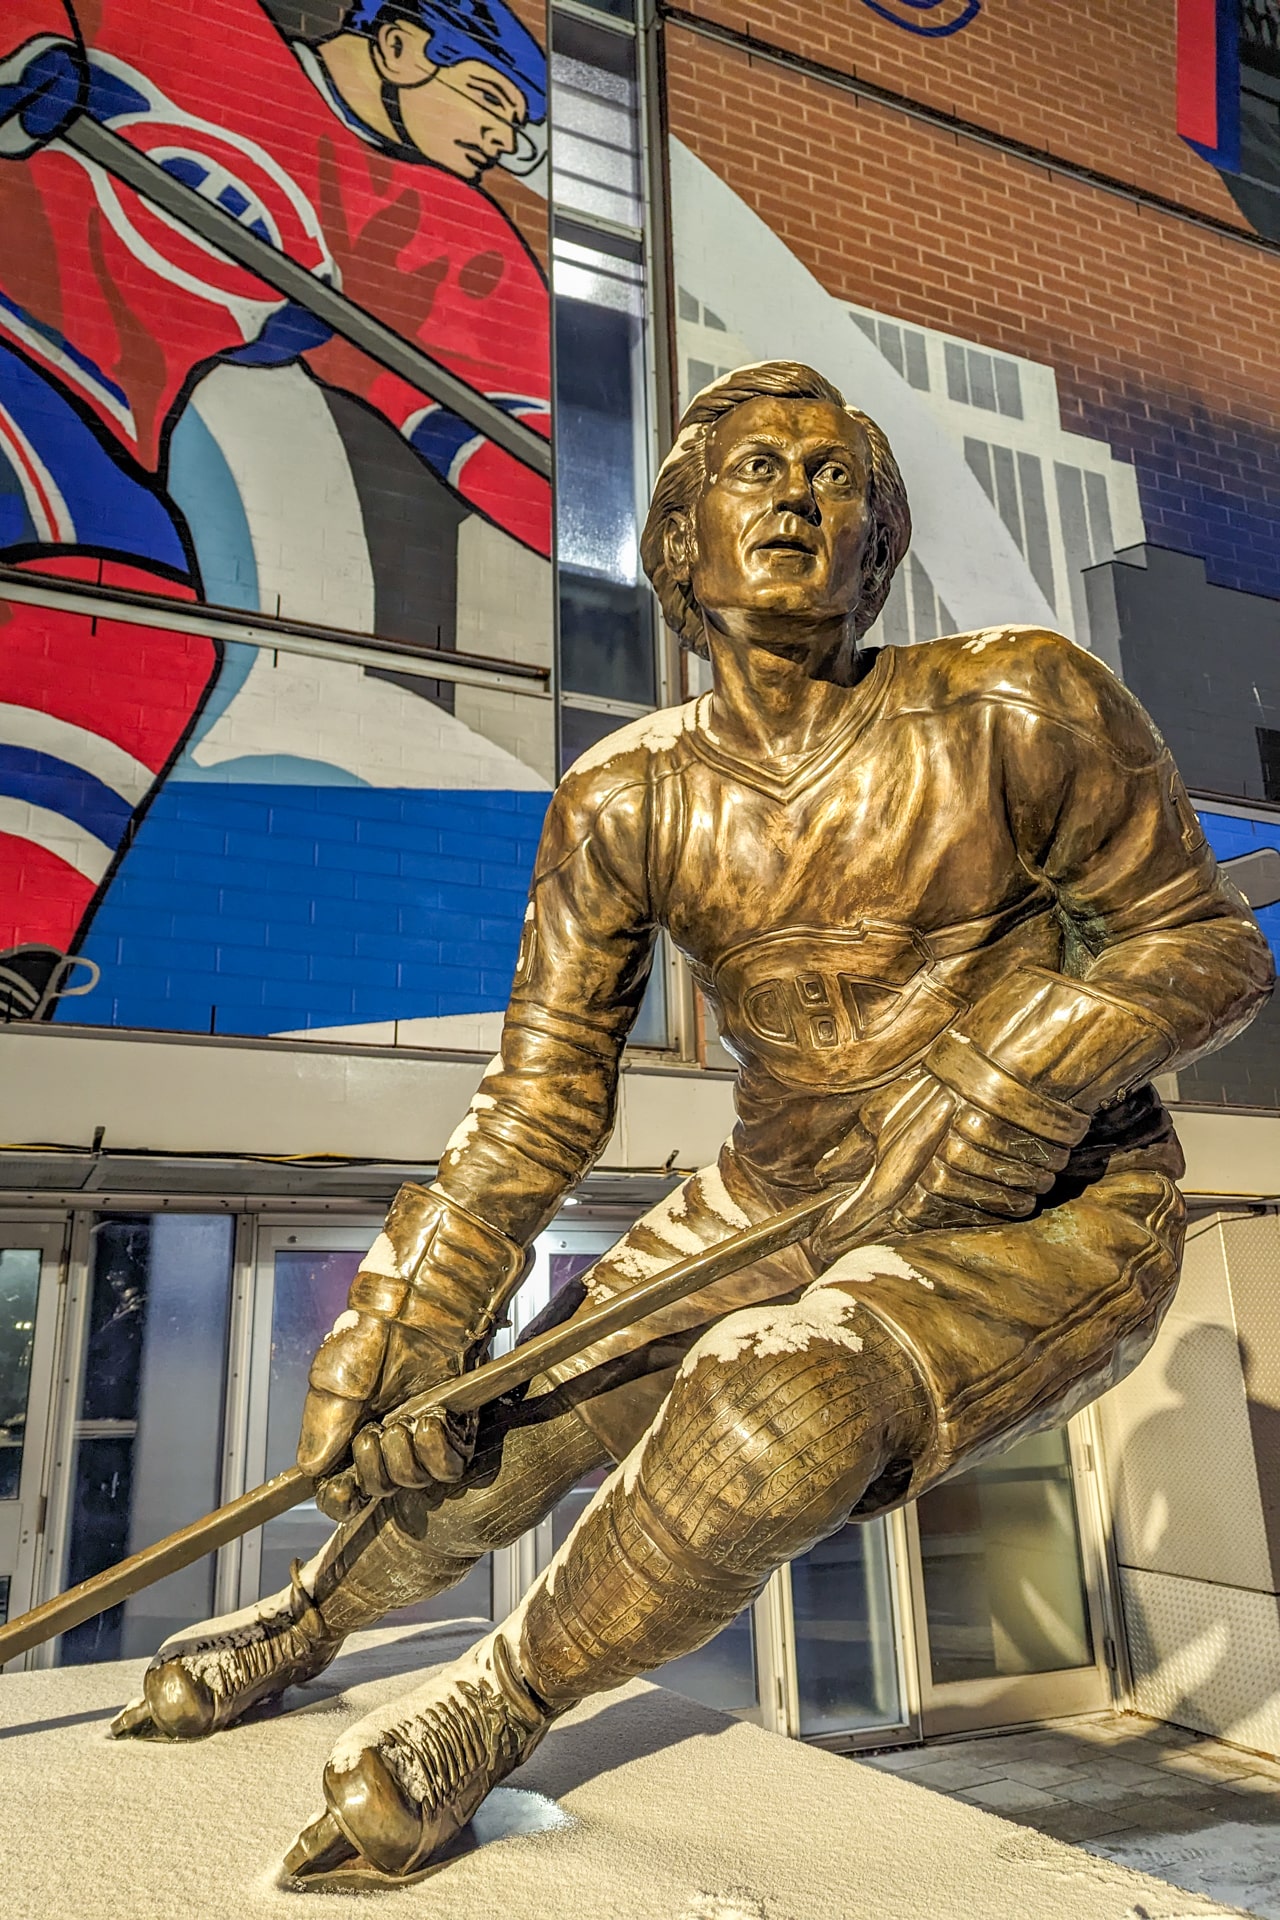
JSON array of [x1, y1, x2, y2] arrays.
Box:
[[384, 1639, 544, 1807], [171, 1563, 334, 1703]]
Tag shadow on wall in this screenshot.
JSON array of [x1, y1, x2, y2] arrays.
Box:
[[1111, 1321, 1280, 1747]]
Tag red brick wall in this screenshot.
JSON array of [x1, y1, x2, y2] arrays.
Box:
[[674, 0, 1247, 230], [665, 26, 1280, 453]]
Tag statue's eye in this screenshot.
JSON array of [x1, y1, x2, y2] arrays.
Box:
[[817, 461, 854, 488], [736, 454, 775, 480]]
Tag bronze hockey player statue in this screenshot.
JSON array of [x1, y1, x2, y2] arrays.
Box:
[[111, 362, 1273, 1886]]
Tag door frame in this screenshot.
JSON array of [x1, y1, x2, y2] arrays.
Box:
[[233, 1218, 382, 1608], [0, 1214, 68, 1659]]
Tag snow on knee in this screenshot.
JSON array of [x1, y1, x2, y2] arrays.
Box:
[[818, 1244, 934, 1291], [678, 1293, 865, 1373]]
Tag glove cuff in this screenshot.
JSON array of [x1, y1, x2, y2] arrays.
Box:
[[925, 1029, 1090, 1147], [932, 966, 1178, 1121], [346, 1182, 526, 1353]]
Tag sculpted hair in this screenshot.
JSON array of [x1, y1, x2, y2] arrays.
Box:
[[639, 360, 911, 656]]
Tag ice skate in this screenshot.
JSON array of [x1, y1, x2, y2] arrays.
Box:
[[283, 1626, 551, 1887], [110, 1559, 346, 1740]]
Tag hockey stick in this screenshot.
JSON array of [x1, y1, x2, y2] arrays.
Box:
[[0, 1177, 889, 1667]]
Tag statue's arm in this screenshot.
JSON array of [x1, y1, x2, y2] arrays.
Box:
[[939, 637, 1274, 1118], [430, 771, 658, 1240], [298, 766, 658, 1502]]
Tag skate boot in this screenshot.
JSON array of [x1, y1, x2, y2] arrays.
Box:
[[110, 1558, 346, 1740], [283, 1626, 552, 1887]]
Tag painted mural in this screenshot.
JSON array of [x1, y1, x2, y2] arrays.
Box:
[[0, 0, 553, 1038], [1178, 0, 1280, 241], [670, 142, 1142, 668], [857, 0, 980, 36]]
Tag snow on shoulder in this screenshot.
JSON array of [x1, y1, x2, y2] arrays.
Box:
[[564, 698, 705, 779]]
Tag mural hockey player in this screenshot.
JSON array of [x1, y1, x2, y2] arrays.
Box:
[[0, 0, 549, 1016], [110, 363, 1272, 1886]]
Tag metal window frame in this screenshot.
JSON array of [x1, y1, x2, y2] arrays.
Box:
[[901, 1409, 1116, 1739], [0, 1214, 70, 1662], [550, 0, 697, 1063]]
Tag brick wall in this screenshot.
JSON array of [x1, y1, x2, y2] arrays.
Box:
[[665, 23, 1280, 599], [674, 0, 1248, 230]]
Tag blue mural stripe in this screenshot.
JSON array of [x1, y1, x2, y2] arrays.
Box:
[[1199, 809, 1280, 961], [0, 343, 189, 575], [58, 783, 550, 1037], [0, 745, 134, 846]]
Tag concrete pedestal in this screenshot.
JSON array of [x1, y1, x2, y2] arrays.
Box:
[[0, 1623, 1247, 1918]]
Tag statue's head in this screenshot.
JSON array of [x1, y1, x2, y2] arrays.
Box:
[[640, 361, 910, 658]]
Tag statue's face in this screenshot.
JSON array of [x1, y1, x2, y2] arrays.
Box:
[[685, 396, 873, 631]]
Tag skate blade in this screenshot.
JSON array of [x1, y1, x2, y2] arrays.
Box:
[[280, 1827, 479, 1893]]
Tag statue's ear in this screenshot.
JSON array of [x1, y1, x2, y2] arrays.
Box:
[[862, 523, 895, 600], [663, 510, 696, 586]]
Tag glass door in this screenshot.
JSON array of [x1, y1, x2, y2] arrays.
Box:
[[0, 1220, 63, 1653], [50, 1212, 236, 1666], [905, 1417, 1112, 1735], [237, 1223, 493, 1623]]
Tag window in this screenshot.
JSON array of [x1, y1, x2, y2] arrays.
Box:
[[1257, 726, 1280, 803], [60, 1215, 234, 1663], [868, 552, 956, 649], [851, 310, 930, 391], [944, 341, 1023, 418], [965, 438, 1057, 610], [550, 0, 671, 1050], [1055, 461, 1116, 642], [551, 7, 660, 722], [1237, 2, 1280, 239]]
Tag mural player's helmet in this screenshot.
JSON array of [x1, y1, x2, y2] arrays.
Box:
[[345, 0, 548, 123]]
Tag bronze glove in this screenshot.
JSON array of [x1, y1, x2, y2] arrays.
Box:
[[813, 965, 1176, 1260], [296, 1182, 526, 1519]]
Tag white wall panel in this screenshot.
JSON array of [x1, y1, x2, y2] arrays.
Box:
[[1099, 1214, 1273, 1595], [0, 1028, 736, 1173], [1121, 1564, 1280, 1750]]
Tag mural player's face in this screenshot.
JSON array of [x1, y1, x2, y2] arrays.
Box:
[[376, 27, 528, 180], [689, 397, 873, 633]]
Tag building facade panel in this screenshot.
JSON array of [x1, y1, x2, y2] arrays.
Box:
[[664, 24, 1280, 602]]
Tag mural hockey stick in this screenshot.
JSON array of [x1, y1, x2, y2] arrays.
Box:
[[58, 113, 554, 483], [0, 1169, 904, 1667]]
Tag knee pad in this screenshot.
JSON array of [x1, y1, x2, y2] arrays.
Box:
[[638, 1289, 928, 1579]]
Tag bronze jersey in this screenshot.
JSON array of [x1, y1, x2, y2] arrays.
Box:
[[434, 627, 1271, 1239]]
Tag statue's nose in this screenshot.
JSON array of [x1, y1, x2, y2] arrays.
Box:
[[775, 463, 819, 520]]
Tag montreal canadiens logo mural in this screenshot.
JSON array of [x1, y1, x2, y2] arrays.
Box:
[[859, 0, 981, 36]]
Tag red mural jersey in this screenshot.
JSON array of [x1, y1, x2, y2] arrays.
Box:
[[0, 1, 551, 553]]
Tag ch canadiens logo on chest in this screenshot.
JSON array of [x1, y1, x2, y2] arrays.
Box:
[[711, 926, 964, 1088]]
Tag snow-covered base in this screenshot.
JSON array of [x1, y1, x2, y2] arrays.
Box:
[[0, 1622, 1242, 1919]]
